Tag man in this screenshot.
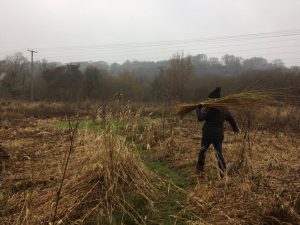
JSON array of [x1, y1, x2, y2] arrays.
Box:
[[196, 87, 239, 177]]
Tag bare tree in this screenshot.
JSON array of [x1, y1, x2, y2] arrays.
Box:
[[3, 53, 30, 98]]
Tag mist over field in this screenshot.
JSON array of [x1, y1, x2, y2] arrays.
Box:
[[0, 1, 300, 225]]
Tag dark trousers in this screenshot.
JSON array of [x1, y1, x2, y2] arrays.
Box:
[[197, 139, 226, 172]]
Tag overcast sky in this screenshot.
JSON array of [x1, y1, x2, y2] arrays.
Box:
[[1, 0, 300, 65]]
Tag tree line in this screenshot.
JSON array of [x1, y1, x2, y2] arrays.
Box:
[[0, 52, 299, 102]]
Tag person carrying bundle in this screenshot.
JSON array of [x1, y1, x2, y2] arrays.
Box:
[[196, 87, 240, 177]]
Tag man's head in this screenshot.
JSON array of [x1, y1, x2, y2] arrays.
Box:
[[208, 87, 221, 99]]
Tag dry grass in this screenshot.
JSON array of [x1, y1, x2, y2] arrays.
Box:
[[185, 130, 300, 225], [1, 119, 160, 224], [153, 105, 300, 225], [176, 91, 273, 117], [48, 132, 159, 224], [1, 100, 300, 225]]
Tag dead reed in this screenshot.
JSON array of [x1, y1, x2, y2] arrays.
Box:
[[1, 128, 160, 224], [175, 91, 273, 117], [47, 131, 160, 224], [2, 100, 299, 225]]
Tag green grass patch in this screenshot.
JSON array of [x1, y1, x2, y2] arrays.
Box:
[[136, 147, 185, 187], [57, 119, 193, 225], [134, 147, 192, 225]]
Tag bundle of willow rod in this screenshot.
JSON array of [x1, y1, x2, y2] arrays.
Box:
[[176, 91, 272, 117]]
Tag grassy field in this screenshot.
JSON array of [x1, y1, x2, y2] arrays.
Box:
[[0, 101, 299, 225]]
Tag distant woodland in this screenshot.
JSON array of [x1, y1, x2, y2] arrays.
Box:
[[0, 52, 299, 102]]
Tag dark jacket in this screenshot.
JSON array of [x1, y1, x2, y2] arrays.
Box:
[[196, 106, 239, 142]]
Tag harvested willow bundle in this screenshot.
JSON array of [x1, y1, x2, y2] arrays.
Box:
[[176, 91, 272, 117]]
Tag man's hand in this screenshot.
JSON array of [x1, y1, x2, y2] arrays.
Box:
[[234, 128, 241, 133], [197, 103, 203, 109]]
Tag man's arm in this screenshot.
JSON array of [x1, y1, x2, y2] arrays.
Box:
[[225, 110, 239, 132], [196, 105, 208, 122]]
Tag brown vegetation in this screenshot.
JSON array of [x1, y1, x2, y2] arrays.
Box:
[[0, 94, 299, 224]]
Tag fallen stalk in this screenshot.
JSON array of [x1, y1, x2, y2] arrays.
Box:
[[51, 120, 79, 225]]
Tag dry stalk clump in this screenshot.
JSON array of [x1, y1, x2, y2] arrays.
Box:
[[186, 175, 300, 225], [18, 131, 160, 224], [57, 132, 160, 224], [176, 91, 272, 117], [185, 131, 300, 225]]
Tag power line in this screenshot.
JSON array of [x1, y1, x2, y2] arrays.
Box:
[[37, 43, 300, 58], [41, 50, 300, 60], [28, 32, 300, 60], [1, 29, 300, 65], [2, 30, 300, 52], [38, 45, 300, 62], [34, 38, 300, 57], [2, 28, 299, 55], [34, 28, 300, 51]]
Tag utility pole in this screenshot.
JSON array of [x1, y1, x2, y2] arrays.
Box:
[[28, 49, 38, 101]]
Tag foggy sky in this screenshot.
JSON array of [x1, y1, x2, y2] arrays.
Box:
[[1, 0, 300, 65]]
